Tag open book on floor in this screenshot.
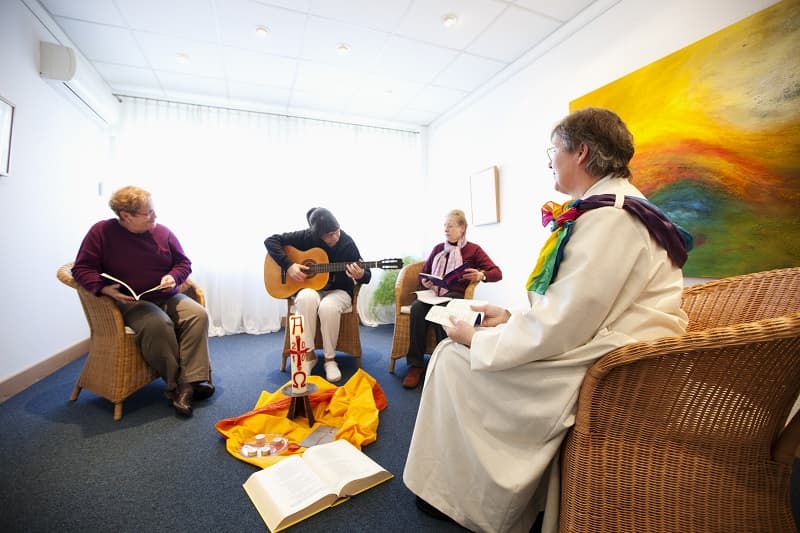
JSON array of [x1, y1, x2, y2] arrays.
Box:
[[243, 439, 393, 533], [425, 298, 488, 327], [101, 273, 164, 301]]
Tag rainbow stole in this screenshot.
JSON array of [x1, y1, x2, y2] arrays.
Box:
[[526, 194, 693, 295]]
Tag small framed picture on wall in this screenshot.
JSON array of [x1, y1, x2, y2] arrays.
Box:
[[470, 165, 499, 225], [0, 95, 15, 176]]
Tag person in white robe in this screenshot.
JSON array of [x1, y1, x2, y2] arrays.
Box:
[[403, 107, 691, 533]]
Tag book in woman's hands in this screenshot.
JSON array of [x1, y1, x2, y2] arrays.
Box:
[[243, 439, 393, 533], [425, 298, 488, 327], [100, 273, 164, 300], [418, 262, 470, 289]]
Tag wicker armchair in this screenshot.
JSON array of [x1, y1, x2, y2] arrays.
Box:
[[280, 284, 362, 371], [57, 262, 206, 421], [559, 267, 800, 533], [388, 261, 478, 373]]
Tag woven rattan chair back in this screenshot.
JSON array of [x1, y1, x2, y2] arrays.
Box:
[[559, 266, 800, 533], [279, 284, 362, 372], [57, 262, 206, 421], [388, 261, 478, 373]]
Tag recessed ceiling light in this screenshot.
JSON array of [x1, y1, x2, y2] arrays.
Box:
[[255, 25, 270, 37], [441, 13, 459, 28], [336, 43, 351, 55], [176, 52, 190, 64]]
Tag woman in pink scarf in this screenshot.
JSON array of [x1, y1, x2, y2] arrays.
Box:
[[402, 209, 502, 389]]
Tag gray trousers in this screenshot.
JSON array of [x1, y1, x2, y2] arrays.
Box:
[[118, 293, 211, 391]]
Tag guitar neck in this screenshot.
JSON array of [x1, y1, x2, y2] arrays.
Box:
[[307, 261, 380, 274]]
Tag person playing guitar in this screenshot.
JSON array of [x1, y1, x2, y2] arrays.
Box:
[[264, 207, 371, 383]]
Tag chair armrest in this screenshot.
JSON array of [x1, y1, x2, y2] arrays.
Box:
[[464, 280, 479, 299], [575, 312, 800, 464], [179, 279, 205, 307], [395, 262, 424, 312]]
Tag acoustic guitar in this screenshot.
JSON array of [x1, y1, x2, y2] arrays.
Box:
[[264, 245, 403, 299]]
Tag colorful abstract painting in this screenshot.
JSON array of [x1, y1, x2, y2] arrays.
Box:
[[570, 0, 799, 277]]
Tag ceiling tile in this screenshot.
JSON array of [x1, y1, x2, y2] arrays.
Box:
[[92, 61, 162, 90], [251, 0, 311, 13], [391, 108, 438, 126], [54, 17, 148, 67], [37, 0, 603, 127], [222, 47, 297, 87], [394, 0, 507, 50], [406, 85, 469, 113], [300, 16, 388, 72], [513, 0, 596, 22], [216, 0, 307, 56], [116, 0, 218, 41], [374, 35, 459, 84], [289, 89, 351, 115], [467, 5, 560, 62], [156, 70, 228, 98], [293, 61, 365, 97], [433, 52, 507, 92], [227, 81, 292, 108], [306, 0, 413, 32], [39, 0, 126, 25], [135, 32, 225, 77]]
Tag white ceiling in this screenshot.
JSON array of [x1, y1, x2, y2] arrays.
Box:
[[38, 0, 598, 128]]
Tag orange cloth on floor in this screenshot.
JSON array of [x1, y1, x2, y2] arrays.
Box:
[[215, 368, 388, 468]]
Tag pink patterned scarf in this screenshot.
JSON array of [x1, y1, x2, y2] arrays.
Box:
[[430, 237, 466, 296]]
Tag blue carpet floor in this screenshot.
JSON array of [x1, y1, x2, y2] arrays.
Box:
[[0, 325, 473, 532], [1, 325, 796, 532]]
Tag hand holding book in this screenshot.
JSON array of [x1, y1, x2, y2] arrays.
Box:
[[418, 263, 470, 289], [101, 272, 167, 301]]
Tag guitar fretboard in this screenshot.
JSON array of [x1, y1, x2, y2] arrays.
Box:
[[306, 261, 382, 274]]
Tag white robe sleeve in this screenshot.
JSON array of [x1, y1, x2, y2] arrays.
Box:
[[470, 206, 660, 371]]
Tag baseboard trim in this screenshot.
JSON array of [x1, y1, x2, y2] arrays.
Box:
[[0, 339, 89, 403]]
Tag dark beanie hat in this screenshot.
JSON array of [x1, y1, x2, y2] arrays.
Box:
[[309, 207, 340, 238]]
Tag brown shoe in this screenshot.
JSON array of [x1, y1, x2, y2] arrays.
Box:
[[403, 366, 423, 389], [173, 383, 193, 416], [192, 381, 215, 401]]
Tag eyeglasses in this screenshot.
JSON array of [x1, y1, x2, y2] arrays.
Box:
[[132, 209, 155, 218], [546, 146, 557, 162]]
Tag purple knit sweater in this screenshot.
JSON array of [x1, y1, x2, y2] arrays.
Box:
[[72, 219, 192, 302]]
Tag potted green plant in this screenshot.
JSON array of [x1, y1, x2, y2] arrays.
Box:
[[369, 256, 417, 323]]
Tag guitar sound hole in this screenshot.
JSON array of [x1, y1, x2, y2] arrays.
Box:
[[303, 260, 318, 276]]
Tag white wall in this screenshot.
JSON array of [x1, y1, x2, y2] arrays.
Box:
[[0, 0, 111, 383], [423, 0, 778, 310], [0, 0, 781, 386]]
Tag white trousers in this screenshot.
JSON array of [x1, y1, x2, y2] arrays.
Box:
[[292, 288, 352, 360]]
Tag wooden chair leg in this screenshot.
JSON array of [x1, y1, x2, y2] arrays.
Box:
[[70, 385, 82, 401], [113, 402, 123, 421]]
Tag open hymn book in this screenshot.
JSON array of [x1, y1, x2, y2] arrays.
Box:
[[243, 439, 393, 533], [100, 273, 164, 301], [425, 297, 488, 327]]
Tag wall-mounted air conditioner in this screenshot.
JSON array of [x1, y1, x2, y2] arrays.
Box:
[[39, 41, 120, 126]]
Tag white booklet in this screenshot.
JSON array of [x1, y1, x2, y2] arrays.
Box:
[[243, 439, 393, 533], [101, 273, 164, 300], [425, 298, 488, 327], [414, 289, 452, 305]]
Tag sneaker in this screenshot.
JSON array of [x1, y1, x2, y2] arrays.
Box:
[[324, 360, 342, 382]]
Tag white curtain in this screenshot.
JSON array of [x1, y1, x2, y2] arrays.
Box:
[[111, 97, 424, 336]]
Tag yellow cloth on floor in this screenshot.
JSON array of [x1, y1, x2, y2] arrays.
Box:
[[215, 368, 388, 468]]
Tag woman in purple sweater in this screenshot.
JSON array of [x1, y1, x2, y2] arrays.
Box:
[[72, 186, 212, 417], [402, 209, 502, 389]]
